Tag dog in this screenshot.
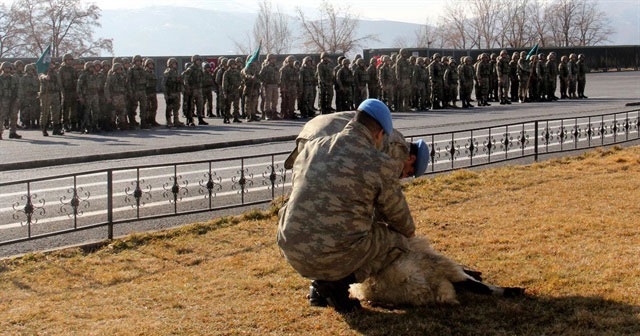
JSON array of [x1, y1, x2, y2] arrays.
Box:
[[350, 236, 525, 306]]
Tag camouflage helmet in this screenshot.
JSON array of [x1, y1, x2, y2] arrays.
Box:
[[578, 54, 585, 60], [63, 53, 74, 61], [285, 55, 296, 63], [381, 55, 390, 62], [227, 58, 236, 66], [218, 57, 227, 66], [84, 61, 93, 71], [370, 57, 377, 65], [112, 57, 123, 64], [191, 54, 202, 63], [512, 52, 520, 59], [24, 63, 36, 73], [144, 58, 154, 67], [464, 56, 473, 63], [337, 55, 345, 63], [520, 51, 527, 58], [356, 58, 365, 66], [538, 52, 545, 59], [303, 56, 312, 64], [341, 58, 350, 66], [112, 62, 124, 72], [399, 48, 409, 57], [569, 53, 577, 59], [132, 55, 143, 63], [203, 62, 211, 69], [320, 52, 327, 59], [93, 60, 102, 67], [166, 58, 178, 67], [267, 53, 276, 61], [101, 60, 111, 68], [13, 60, 24, 68], [442, 56, 449, 63], [561, 55, 568, 62], [1, 61, 13, 71], [122, 57, 130, 64], [500, 49, 508, 57], [432, 53, 441, 60]]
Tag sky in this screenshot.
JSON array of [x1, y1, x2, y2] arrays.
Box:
[[88, 0, 446, 24]]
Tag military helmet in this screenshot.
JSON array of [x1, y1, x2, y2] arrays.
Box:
[[1, 62, 13, 71], [191, 55, 202, 63], [144, 58, 154, 67], [432, 53, 441, 60], [93, 60, 101, 67], [203, 62, 211, 69], [464, 56, 472, 63], [303, 56, 312, 64], [166, 58, 178, 67], [227, 58, 236, 66], [285, 55, 296, 63], [101, 60, 111, 68], [341, 58, 350, 65], [520, 51, 527, 58], [24, 63, 36, 73], [569, 53, 577, 59], [500, 49, 508, 56], [381, 55, 390, 62], [370, 58, 377, 65], [84, 61, 93, 71], [337, 55, 345, 63], [512, 52, 520, 59], [112, 57, 123, 64], [133, 55, 143, 63], [561, 55, 568, 62], [356, 58, 365, 65], [112, 62, 124, 72], [399, 48, 409, 57], [578, 54, 585, 60], [122, 57, 130, 64], [442, 56, 449, 62], [538, 53, 545, 58], [13, 60, 24, 69], [320, 52, 327, 59], [63, 53, 74, 61]]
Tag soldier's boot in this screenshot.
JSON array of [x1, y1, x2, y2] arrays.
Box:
[[42, 126, 49, 136], [9, 132, 22, 139], [232, 116, 242, 123], [166, 119, 173, 128], [173, 117, 184, 127], [308, 285, 328, 307], [198, 117, 209, 125], [52, 124, 64, 135], [311, 274, 361, 313]]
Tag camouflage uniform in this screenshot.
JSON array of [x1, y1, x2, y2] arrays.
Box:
[[184, 55, 207, 125], [444, 59, 459, 107], [458, 57, 475, 108], [241, 61, 260, 122], [366, 58, 380, 100], [528, 55, 540, 101], [545, 53, 558, 101], [279, 56, 298, 119], [222, 59, 242, 123], [353, 58, 369, 107], [536, 53, 547, 101], [202, 62, 215, 117], [59, 54, 79, 131], [558, 56, 570, 99], [259, 55, 280, 120], [576, 54, 588, 98], [496, 50, 511, 105], [509, 52, 520, 103], [336, 59, 354, 112], [475, 53, 492, 106], [18, 64, 40, 130], [316, 54, 334, 114], [127, 55, 148, 128], [162, 58, 183, 127], [144, 59, 158, 126], [413, 58, 429, 111], [299, 57, 317, 118], [489, 54, 498, 102], [104, 63, 129, 130], [38, 63, 63, 135], [517, 51, 530, 102], [428, 54, 445, 109], [0, 62, 21, 139], [395, 49, 413, 112], [77, 61, 104, 132], [214, 59, 227, 118], [378, 56, 395, 110], [277, 120, 415, 282], [568, 54, 578, 99]]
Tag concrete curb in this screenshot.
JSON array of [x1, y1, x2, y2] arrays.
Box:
[[1, 135, 297, 171]]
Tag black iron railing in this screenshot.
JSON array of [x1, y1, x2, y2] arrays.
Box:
[[1, 109, 638, 249]]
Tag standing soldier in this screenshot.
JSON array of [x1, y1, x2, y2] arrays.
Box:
[[182, 62, 193, 122], [97, 60, 111, 130], [214, 58, 227, 119], [127, 55, 148, 128], [496, 50, 511, 105], [333, 56, 345, 112], [335, 58, 354, 112], [353, 58, 369, 107], [444, 57, 459, 108], [222, 58, 243, 123], [378, 55, 395, 110], [395, 48, 412, 112], [104, 63, 129, 130], [366, 57, 380, 100], [428, 53, 445, 109], [458, 56, 475, 108], [39, 61, 63, 135], [476, 53, 492, 106], [259, 54, 280, 120], [299, 56, 317, 118], [0, 62, 21, 139], [546, 52, 558, 101], [558, 55, 570, 99], [144, 58, 159, 126], [576, 54, 588, 99], [19, 63, 40, 131], [184, 55, 208, 125], [202, 62, 216, 118], [414, 57, 429, 111], [517, 51, 530, 103], [536, 53, 548, 101], [509, 52, 520, 103], [241, 58, 261, 122], [162, 58, 184, 128], [59, 53, 79, 132], [489, 53, 498, 102], [316, 53, 334, 114], [279, 56, 299, 119], [13, 60, 25, 128], [567, 53, 578, 99], [77, 61, 102, 133], [528, 54, 540, 102]]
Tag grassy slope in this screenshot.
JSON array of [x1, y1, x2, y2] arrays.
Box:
[[1, 146, 639, 336]]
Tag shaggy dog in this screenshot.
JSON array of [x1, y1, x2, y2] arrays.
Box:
[[350, 236, 525, 306]]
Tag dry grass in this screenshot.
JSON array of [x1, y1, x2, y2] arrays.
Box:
[[1, 146, 639, 336]]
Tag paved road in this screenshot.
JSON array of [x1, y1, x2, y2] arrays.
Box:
[[1, 71, 638, 174]]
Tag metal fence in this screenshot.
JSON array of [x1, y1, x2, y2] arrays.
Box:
[[1, 109, 638, 249]]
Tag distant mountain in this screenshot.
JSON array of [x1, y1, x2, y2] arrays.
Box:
[[95, 5, 638, 57]]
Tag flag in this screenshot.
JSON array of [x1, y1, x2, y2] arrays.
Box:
[[36, 44, 52, 74], [526, 42, 539, 61], [244, 40, 262, 70]]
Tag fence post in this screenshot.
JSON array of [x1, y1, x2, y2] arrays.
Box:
[[534, 121, 539, 162], [107, 170, 113, 240]]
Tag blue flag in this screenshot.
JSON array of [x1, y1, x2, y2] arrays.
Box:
[[526, 42, 539, 61], [36, 44, 52, 74], [244, 40, 262, 70]]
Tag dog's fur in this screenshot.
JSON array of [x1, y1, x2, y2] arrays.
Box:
[[350, 236, 523, 306]]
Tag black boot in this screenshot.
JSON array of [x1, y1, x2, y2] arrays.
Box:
[[308, 285, 328, 307], [198, 117, 209, 125], [311, 274, 360, 313]]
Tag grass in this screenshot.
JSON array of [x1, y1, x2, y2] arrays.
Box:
[[1, 145, 639, 335]]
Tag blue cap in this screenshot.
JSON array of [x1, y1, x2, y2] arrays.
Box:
[[358, 99, 393, 135], [413, 139, 429, 177]]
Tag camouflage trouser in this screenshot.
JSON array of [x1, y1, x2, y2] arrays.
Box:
[[0, 99, 18, 135], [498, 74, 510, 100], [131, 90, 147, 125], [519, 75, 529, 100], [224, 92, 240, 118], [165, 93, 181, 124], [430, 80, 444, 104], [22, 97, 40, 126], [510, 76, 519, 101], [300, 84, 316, 117], [367, 83, 380, 100], [244, 93, 259, 119], [415, 81, 427, 109], [546, 78, 557, 98], [449, 84, 458, 103], [82, 94, 101, 129], [478, 78, 489, 101], [460, 82, 473, 103], [263, 84, 278, 118], [203, 89, 213, 116], [318, 83, 333, 114], [398, 79, 411, 111], [281, 86, 297, 119], [40, 93, 61, 129], [568, 77, 577, 96], [62, 91, 78, 125], [354, 85, 367, 108], [577, 77, 586, 96], [381, 84, 395, 109], [191, 88, 204, 118], [146, 93, 157, 123], [111, 94, 128, 127], [559, 76, 568, 97]]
